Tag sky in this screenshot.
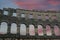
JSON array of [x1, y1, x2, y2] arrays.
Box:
[[0, 0, 60, 11]]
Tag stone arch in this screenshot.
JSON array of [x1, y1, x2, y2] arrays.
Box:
[[0, 22, 8, 34], [20, 24, 26, 35], [10, 23, 17, 34]]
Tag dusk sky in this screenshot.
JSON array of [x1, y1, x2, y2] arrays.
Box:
[[0, 0, 60, 11]]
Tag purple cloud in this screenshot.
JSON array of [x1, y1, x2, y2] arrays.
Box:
[[13, 0, 60, 10]]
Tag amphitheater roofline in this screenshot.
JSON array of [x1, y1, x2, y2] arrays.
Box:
[[0, 8, 60, 13]]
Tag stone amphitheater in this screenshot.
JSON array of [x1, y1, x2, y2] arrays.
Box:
[[0, 8, 60, 40]]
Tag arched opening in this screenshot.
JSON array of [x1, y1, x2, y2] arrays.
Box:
[[20, 24, 26, 35], [54, 25, 60, 36], [0, 22, 8, 34], [28, 14, 33, 19], [46, 25, 52, 36], [10, 23, 17, 34], [29, 24, 35, 36], [12, 13, 17, 17], [3, 11, 8, 15], [20, 13, 25, 18], [37, 15, 41, 20], [38, 25, 44, 36]]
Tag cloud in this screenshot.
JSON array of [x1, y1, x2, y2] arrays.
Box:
[[48, 0, 60, 6], [13, 0, 48, 10], [13, 0, 60, 10]]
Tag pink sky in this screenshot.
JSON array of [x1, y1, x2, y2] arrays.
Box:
[[13, 0, 60, 10]]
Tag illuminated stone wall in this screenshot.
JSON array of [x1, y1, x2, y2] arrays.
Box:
[[0, 8, 60, 39], [0, 8, 60, 21]]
